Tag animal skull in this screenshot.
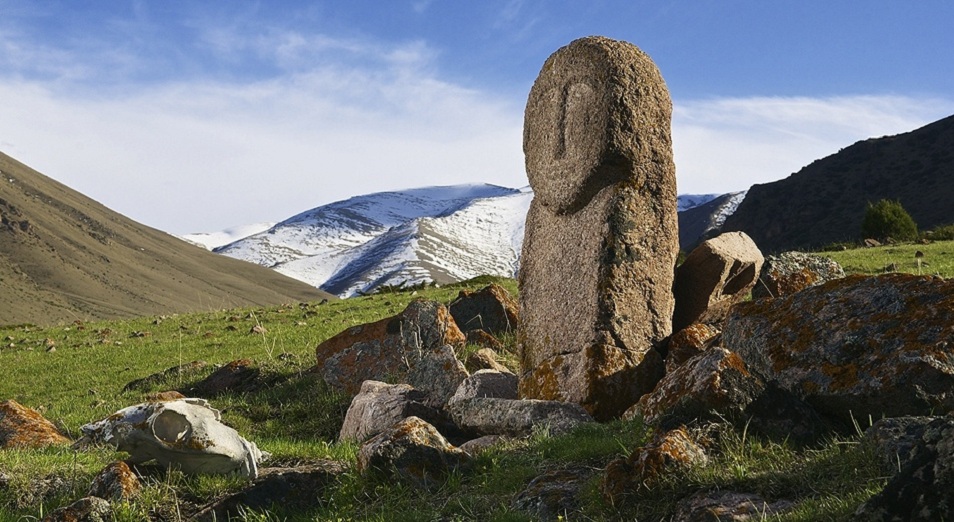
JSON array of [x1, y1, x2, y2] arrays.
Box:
[[80, 398, 268, 479]]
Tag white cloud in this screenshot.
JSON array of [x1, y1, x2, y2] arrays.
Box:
[[672, 95, 954, 195]]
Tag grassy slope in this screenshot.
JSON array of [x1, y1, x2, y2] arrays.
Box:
[[0, 250, 920, 519]]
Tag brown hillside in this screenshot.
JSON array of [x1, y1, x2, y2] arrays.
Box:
[[0, 152, 332, 326], [721, 114, 954, 253]]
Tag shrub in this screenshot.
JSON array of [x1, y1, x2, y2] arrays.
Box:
[[928, 224, 954, 241], [861, 199, 918, 242]]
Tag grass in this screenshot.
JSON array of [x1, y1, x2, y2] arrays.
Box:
[[817, 239, 954, 278], [0, 256, 921, 519]]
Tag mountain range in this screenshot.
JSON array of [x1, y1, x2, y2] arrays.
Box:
[[186, 187, 740, 298], [0, 152, 332, 326]]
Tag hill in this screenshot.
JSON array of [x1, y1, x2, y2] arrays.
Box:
[[0, 152, 332, 326], [721, 114, 954, 252]]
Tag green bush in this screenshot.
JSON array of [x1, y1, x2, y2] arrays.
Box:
[[861, 199, 918, 241], [928, 224, 954, 241]]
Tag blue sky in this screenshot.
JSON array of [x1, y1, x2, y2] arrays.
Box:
[[1, 1, 952, 233]]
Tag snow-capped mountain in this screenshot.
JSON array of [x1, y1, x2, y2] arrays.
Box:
[[181, 222, 276, 250], [206, 186, 740, 298]]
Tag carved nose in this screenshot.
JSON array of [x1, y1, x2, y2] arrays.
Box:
[[152, 410, 192, 444]]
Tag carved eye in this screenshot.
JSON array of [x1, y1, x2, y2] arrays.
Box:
[[152, 410, 192, 444]]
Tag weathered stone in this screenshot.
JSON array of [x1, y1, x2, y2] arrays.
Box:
[[316, 299, 467, 402], [665, 323, 721, 373], [633, 348, 764, 428], [357, 416, 469, 489], [863, 416, 935, 471], [188, 359, 277, 397], [448, 370, 518, 404], [465, 329, 505, 351], [88, 461, 140, 501], [194, 461, 347, 521], [144, 390, 186, 402], [671, 491, 794, 522], [458, 434, 509, 456], [41, 496, 111, 522], [519, 36, 678, 421], [448, 397, 593, 438], [0, 399, 70, 448], [602, 427, 707, 504], [724, 273, 954, 422], [449, 283, 519, 335], [464, 347, 512, 374], [752, 251, 845, 299], [405, 345, 469, 408], [855, 416, 954, 521], [339, 381, 446, 443], [672, 231, 763, 332], [741, 380, 829, 446], [122, 360, 209, 392], [512, 467, 592, 520]]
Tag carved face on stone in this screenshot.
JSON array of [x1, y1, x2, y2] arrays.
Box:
[[80, 398, 268, 479]]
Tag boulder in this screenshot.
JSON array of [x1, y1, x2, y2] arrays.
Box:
[[863, 416, 936, 471], [633, 348, 764, 428], [672, 231, 763, 332], [449, 283, 519, 336], [465, 329, 505, 351], [0, 399, 70, 448], [448, 397, 593, 438], [315, 299, 468, 405], [464, 347, 512, 374], [602, 427, 707, 504], [512, 467, 592, 520], [448, 370, 518, 404], [194, 461, 347, 521], [357, 416, 470, 489], [752, 251, 845, 299], [41, 496, 111, 522], [671, 491, 793, 522], [339, 381, 446, 443], [458, 434, 509, 456], [665, 323, 720, 373], [519, 36, 679, 421], [855, 416, 954, 521], [724, 273, 954, 422], [88, 461, 140, 501]]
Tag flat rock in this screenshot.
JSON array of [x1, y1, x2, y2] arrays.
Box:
[[448, 370, 518, 404], [448, 397, 593, 438], [724, 273, 954, 422], [672, 491, 793, 522], [0, 399, 70, 448]]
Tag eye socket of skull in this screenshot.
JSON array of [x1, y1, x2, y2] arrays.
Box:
[[152, 410, 192, 444]]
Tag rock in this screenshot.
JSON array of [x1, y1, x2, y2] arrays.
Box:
[[448, 397, 593, 438], [741, 380, 829, 446], [665, 323, 721, 373], [339, 381, 446, 443], [465, 329, 505, 351], [464, 347, 512, 374], [863, 416, 935, 471], [87, 461, 139, 501], [752, 251, 845, 299], [187, 359, 278, 397], [672, 231, 764, 332], [357, 416, 470, 489], [459, 434, 509, 456], [449, 283, 519, 335], [519, 36, 679, 421], [143, 390, 186, 402], [194, 461, 347, 521], [79, 398, 269, 479], [864, 238, 882, 248], [316, 299, 468, 405], [0, 399, 70, 448], [512, 467, 592, 520], [633, 348, 764, 428], [602, 427, 707, 504], [448, 370, 518, 404], [724, 273, 954, 423], [122, 360, 209, 392], [41, 496, 111, 522], [671, 491, 793, 522], [855, 416, 954, 520]]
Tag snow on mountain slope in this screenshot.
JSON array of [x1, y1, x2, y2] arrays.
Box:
[[180, 222, 275, 250], [208, 185, 740, 298]]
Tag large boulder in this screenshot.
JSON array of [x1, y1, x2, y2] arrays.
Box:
[[855, 416, 954, 521], [357, 416, 470, 489], [632, 347, 764, 428], [724, 273, 954, 422], [449, 283, 519, 336], [339, 381, 447, 443], [315, 299, 468, 406], [0, 399, 70, 448], [672, 231, 763, 332], [518, 36, 679, 421], [448, 397, 593, 438], [752, 251, 845, 299]]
